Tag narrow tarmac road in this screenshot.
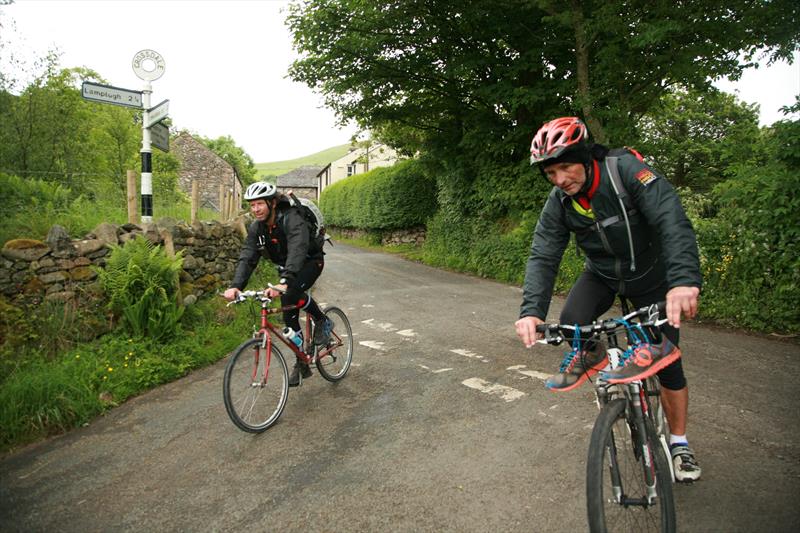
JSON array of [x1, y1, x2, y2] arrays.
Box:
[[2, 243, 798, 532]]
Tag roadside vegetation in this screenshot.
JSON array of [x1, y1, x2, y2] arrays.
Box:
[[0, 254, 277, 453], [0, 41, 274, 453], [320, 98, 800, 334], [294, 1, 799, 334]]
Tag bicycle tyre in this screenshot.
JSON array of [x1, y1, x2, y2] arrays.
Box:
[[314, 306, 353, 382], [223, 338, 289, 433], [587, 398, 676, 533]]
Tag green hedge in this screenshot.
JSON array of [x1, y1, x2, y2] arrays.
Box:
[[421, 210, 583, 291], [320, 159, 437, 230]]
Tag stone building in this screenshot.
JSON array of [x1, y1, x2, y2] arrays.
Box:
[[276, 165, 323, 201], [172, 132, 242, 212]]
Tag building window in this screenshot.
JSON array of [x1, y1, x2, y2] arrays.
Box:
[[347, 163, 357, 176]]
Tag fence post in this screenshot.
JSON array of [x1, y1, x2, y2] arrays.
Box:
[[191, 179, 199, 223], [219, 184, 225, 220], [126, 170, 138, 224]]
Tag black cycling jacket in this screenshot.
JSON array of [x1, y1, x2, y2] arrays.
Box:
[[230, 198, 324, 290], [520, 151, 701, 320]]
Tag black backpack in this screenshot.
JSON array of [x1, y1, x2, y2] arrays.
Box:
[[286, 192, 329, 250]]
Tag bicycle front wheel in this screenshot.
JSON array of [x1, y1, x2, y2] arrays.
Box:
[[223, 338, 289, 433], [315, 306, 353, 382], [586, 398, 676, 533]]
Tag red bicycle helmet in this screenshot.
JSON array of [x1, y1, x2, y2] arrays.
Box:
[[530, 117, 588, 164]]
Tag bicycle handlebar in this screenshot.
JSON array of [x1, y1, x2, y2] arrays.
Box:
[[225, 284, 285, 307], [535, 301, 667, 345]]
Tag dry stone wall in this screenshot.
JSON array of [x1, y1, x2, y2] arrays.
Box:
[[0, 218, 248, 305], [334, 226, 426, 246]]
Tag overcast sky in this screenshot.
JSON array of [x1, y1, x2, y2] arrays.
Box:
[[2, 0, 798, 163]]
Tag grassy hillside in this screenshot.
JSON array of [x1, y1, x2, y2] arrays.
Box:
[[255, 143, 353, 180]]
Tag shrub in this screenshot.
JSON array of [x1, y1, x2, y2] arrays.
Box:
[[96, 237, 185, 341], [694, 159, 800, 332], [422, 209, 583, 294], [0, 296, 252, 452], [320, 159, 437, 230]]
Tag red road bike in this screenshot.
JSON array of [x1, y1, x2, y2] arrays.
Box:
[[222, 288, 353, 432]]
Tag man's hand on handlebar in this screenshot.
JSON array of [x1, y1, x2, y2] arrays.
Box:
[[515, 315, 544, 348], [665, 286, 700, 328], [223, 287, 241, 301], [264, 283, 287, 299]]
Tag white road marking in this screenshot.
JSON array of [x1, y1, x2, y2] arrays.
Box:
[[462, 378, 526, 402], [418, 364, 453, 374], [396, 329, 416, 337], [361, 318, 398, 332], [362, 304, 375, 308], [506, 365, 551, 381], [451, 349, 489, 363], [359, 341, 386, 351]]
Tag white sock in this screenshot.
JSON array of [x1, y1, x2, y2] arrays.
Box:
[[670, 433, 688, 447]]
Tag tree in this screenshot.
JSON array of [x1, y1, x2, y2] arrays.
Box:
[[288, 0, 799, 215], [635, 86, 761, 190]]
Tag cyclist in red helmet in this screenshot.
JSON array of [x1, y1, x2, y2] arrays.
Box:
[[516, 117, 702, 481]]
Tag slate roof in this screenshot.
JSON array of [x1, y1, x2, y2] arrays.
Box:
[[276, 166, 322, 188]]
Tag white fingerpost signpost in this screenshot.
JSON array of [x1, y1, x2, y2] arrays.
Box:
[[80, 49, 170, 224], [132, 49, 167, 223]]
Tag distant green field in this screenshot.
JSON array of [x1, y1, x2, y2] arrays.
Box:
[[255, 143, 353, 180]]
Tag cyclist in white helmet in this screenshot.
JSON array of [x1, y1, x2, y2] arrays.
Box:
[[223, 181, 331, 386]]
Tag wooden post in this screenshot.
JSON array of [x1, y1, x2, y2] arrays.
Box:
[[219, 184, 225, 220], [191, 179, 199, 223], [228, 189, 235, 220], [126, 170, 138, 224]]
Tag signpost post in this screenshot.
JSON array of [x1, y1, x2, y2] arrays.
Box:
[[80, 50, 170, 224], [132, 49, 167, 223]]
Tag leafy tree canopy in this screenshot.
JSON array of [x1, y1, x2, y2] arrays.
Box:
[[288, 0, 799, 214], [636, 86, 761, 190]]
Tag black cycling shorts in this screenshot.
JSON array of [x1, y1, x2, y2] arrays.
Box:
[[559, 269, 687, 391]]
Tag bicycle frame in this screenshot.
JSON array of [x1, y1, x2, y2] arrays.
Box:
[[250, 295, 342, 367]]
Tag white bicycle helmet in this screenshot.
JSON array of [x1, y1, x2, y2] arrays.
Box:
[[243, 181, 277, 201]]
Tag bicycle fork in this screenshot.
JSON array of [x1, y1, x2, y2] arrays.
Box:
[[251, 333, 273, 387], [630, 384, 659, 506], [604, 386, 660, 508]]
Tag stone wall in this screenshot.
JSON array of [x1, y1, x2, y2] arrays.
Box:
[[0, 218, 248, 305], [333, 226, 426, 246]]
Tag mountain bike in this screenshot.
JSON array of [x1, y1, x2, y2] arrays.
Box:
[[222, 287, 353, 433], [536, 300, 676, 532]]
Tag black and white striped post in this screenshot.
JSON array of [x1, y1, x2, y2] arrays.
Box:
[[140, 81, 154, 222], [132, 50, 166, 223]]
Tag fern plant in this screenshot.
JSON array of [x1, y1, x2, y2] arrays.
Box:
[[96, 237, 184, 341]]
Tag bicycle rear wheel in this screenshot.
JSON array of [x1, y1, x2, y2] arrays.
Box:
[[314, 306, 353, 382], [223, 338, 289, 433], [587, 398, 676, 533]]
